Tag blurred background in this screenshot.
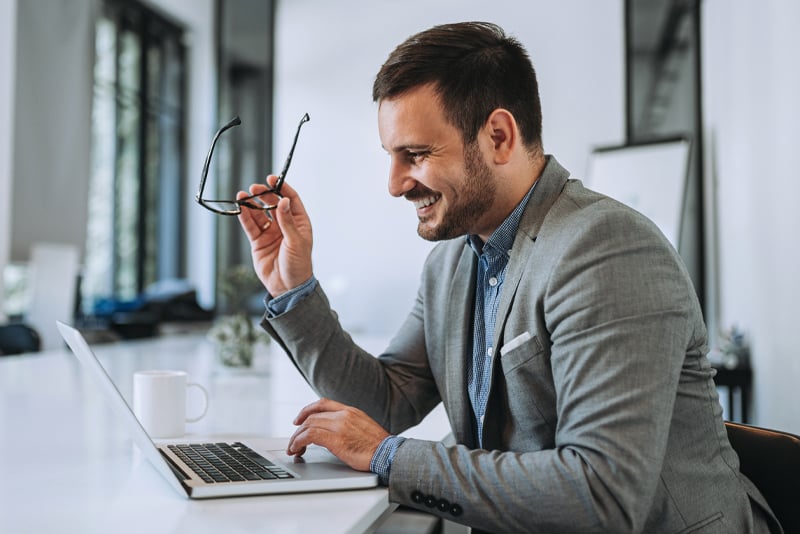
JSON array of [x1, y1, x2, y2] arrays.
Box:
[[1, 0, 798, 432]]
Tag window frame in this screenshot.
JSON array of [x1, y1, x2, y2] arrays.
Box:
[[84, 0, 187, 310]]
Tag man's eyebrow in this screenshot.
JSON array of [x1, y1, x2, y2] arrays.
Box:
[[382, 143, 432, 153]]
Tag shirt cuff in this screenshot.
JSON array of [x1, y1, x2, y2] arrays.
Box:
[[369, 435, 407, 486], [264, 276, 317, 317]]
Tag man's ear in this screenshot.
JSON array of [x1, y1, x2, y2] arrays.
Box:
[[484, 109, 516, 164]]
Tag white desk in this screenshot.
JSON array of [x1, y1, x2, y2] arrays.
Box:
[[0, 330, 448, 533]]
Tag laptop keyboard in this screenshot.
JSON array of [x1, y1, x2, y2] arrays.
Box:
[[168, 442, 294, 484]]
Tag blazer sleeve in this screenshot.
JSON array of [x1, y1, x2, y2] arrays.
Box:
[[260, 280, 442, 434]]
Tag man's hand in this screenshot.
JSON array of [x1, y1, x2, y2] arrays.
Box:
[[287, 398, 390, 472], [236, 175, 313, 297]]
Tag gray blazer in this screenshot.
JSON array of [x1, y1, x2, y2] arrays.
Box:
[[262, 157, 778, 533]]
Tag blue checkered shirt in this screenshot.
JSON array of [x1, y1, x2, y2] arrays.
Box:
[[464, 196, 530, 445]]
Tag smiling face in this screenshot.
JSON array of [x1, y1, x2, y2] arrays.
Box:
[[378, 84, 498, 242]]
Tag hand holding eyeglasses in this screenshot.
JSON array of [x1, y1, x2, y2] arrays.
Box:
[[236, 175, 314, 299]]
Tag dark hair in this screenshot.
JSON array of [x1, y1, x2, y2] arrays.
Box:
[[373, 21, 543, 155]]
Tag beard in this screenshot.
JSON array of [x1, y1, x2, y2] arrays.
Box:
[[416, 142, 497, 241]]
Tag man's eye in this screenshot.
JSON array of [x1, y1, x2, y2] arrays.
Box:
[[407, 151, 428, 163]]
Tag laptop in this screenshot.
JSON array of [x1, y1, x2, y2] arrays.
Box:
[[56, 321, 378, 499]]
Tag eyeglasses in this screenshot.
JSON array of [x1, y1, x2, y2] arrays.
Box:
[[196, 113, 310, 216]]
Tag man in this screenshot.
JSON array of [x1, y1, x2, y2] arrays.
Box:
[[237, 22, 777, 533]]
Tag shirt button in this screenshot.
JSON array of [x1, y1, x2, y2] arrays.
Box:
[[488, 276, 498, 287], [487, 347, 493, 357], [480, 414, 485, 424]]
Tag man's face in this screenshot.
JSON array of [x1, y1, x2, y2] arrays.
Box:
[[378, 84, 497, 241]]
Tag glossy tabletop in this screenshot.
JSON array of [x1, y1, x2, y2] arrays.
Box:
[[0, 328, 448, 533]]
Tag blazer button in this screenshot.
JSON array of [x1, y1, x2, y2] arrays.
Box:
[[424, 495, 437, 508], [436, 499, 450, 512], [450, 503, 463, 517], [411, 490, 424, 504]]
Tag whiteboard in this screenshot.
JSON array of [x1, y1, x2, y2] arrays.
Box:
[[585, 138, 691, 248]]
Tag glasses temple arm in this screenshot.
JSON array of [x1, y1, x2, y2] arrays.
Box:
[[274, 113, 310, 191], [196, 116, 242, 200]]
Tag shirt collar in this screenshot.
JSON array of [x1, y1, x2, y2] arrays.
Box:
[[466, 181, 537, 258]]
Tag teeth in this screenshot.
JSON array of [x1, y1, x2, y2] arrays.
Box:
[[412, 196, 438, 209]]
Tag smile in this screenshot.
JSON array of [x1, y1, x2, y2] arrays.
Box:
[[412, 194, 440, 209]]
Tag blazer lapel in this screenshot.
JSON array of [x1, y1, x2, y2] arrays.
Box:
[[445, 243, 478, 447], [482, 157, 570, 448], [493, 156, 571, 349]]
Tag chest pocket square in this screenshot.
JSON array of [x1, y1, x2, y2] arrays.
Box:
[[500, 331, 532, 356]]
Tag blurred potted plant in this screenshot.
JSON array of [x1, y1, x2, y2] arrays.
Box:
[[207, 265, 269, 367]]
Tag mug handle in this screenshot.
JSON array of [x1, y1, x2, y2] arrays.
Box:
[[186, 382, 209, 423]]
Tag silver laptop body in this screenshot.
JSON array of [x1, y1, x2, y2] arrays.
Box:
[[57, 321, 378, 499]]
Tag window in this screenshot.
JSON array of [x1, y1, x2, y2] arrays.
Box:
[[83, 0, 186, 311]]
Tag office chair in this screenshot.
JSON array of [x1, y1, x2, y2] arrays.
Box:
[[725, 421, 800, 533], [0, 323, 42, 355]]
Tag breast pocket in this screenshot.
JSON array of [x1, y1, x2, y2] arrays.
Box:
[[497, 334, 558, 438], [500, 332, 543, 372]]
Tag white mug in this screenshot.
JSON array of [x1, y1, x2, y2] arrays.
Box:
[[133, 370, 208, 438]]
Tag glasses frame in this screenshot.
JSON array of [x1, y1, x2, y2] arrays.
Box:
[[196, 113, 311, 216]]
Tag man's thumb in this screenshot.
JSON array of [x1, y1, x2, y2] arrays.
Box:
[[274, 197, 295, 237]]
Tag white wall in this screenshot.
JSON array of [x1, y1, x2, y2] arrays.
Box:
[[702, 0, 800, 432], [0, 0, 17, 321], [273, 0, 625, 335], [11, 0, 94, 263]]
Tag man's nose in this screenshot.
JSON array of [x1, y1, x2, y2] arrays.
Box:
[[387, 158, 415, 198]]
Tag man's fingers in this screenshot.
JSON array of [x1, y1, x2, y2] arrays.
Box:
[[287, 422, 336, 456], [293, 398, 346, 424], [287, 399, 350, 455], [286, 429, 307, 457], [236, 188, 274, 237], [266, 174, 310, 222]]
